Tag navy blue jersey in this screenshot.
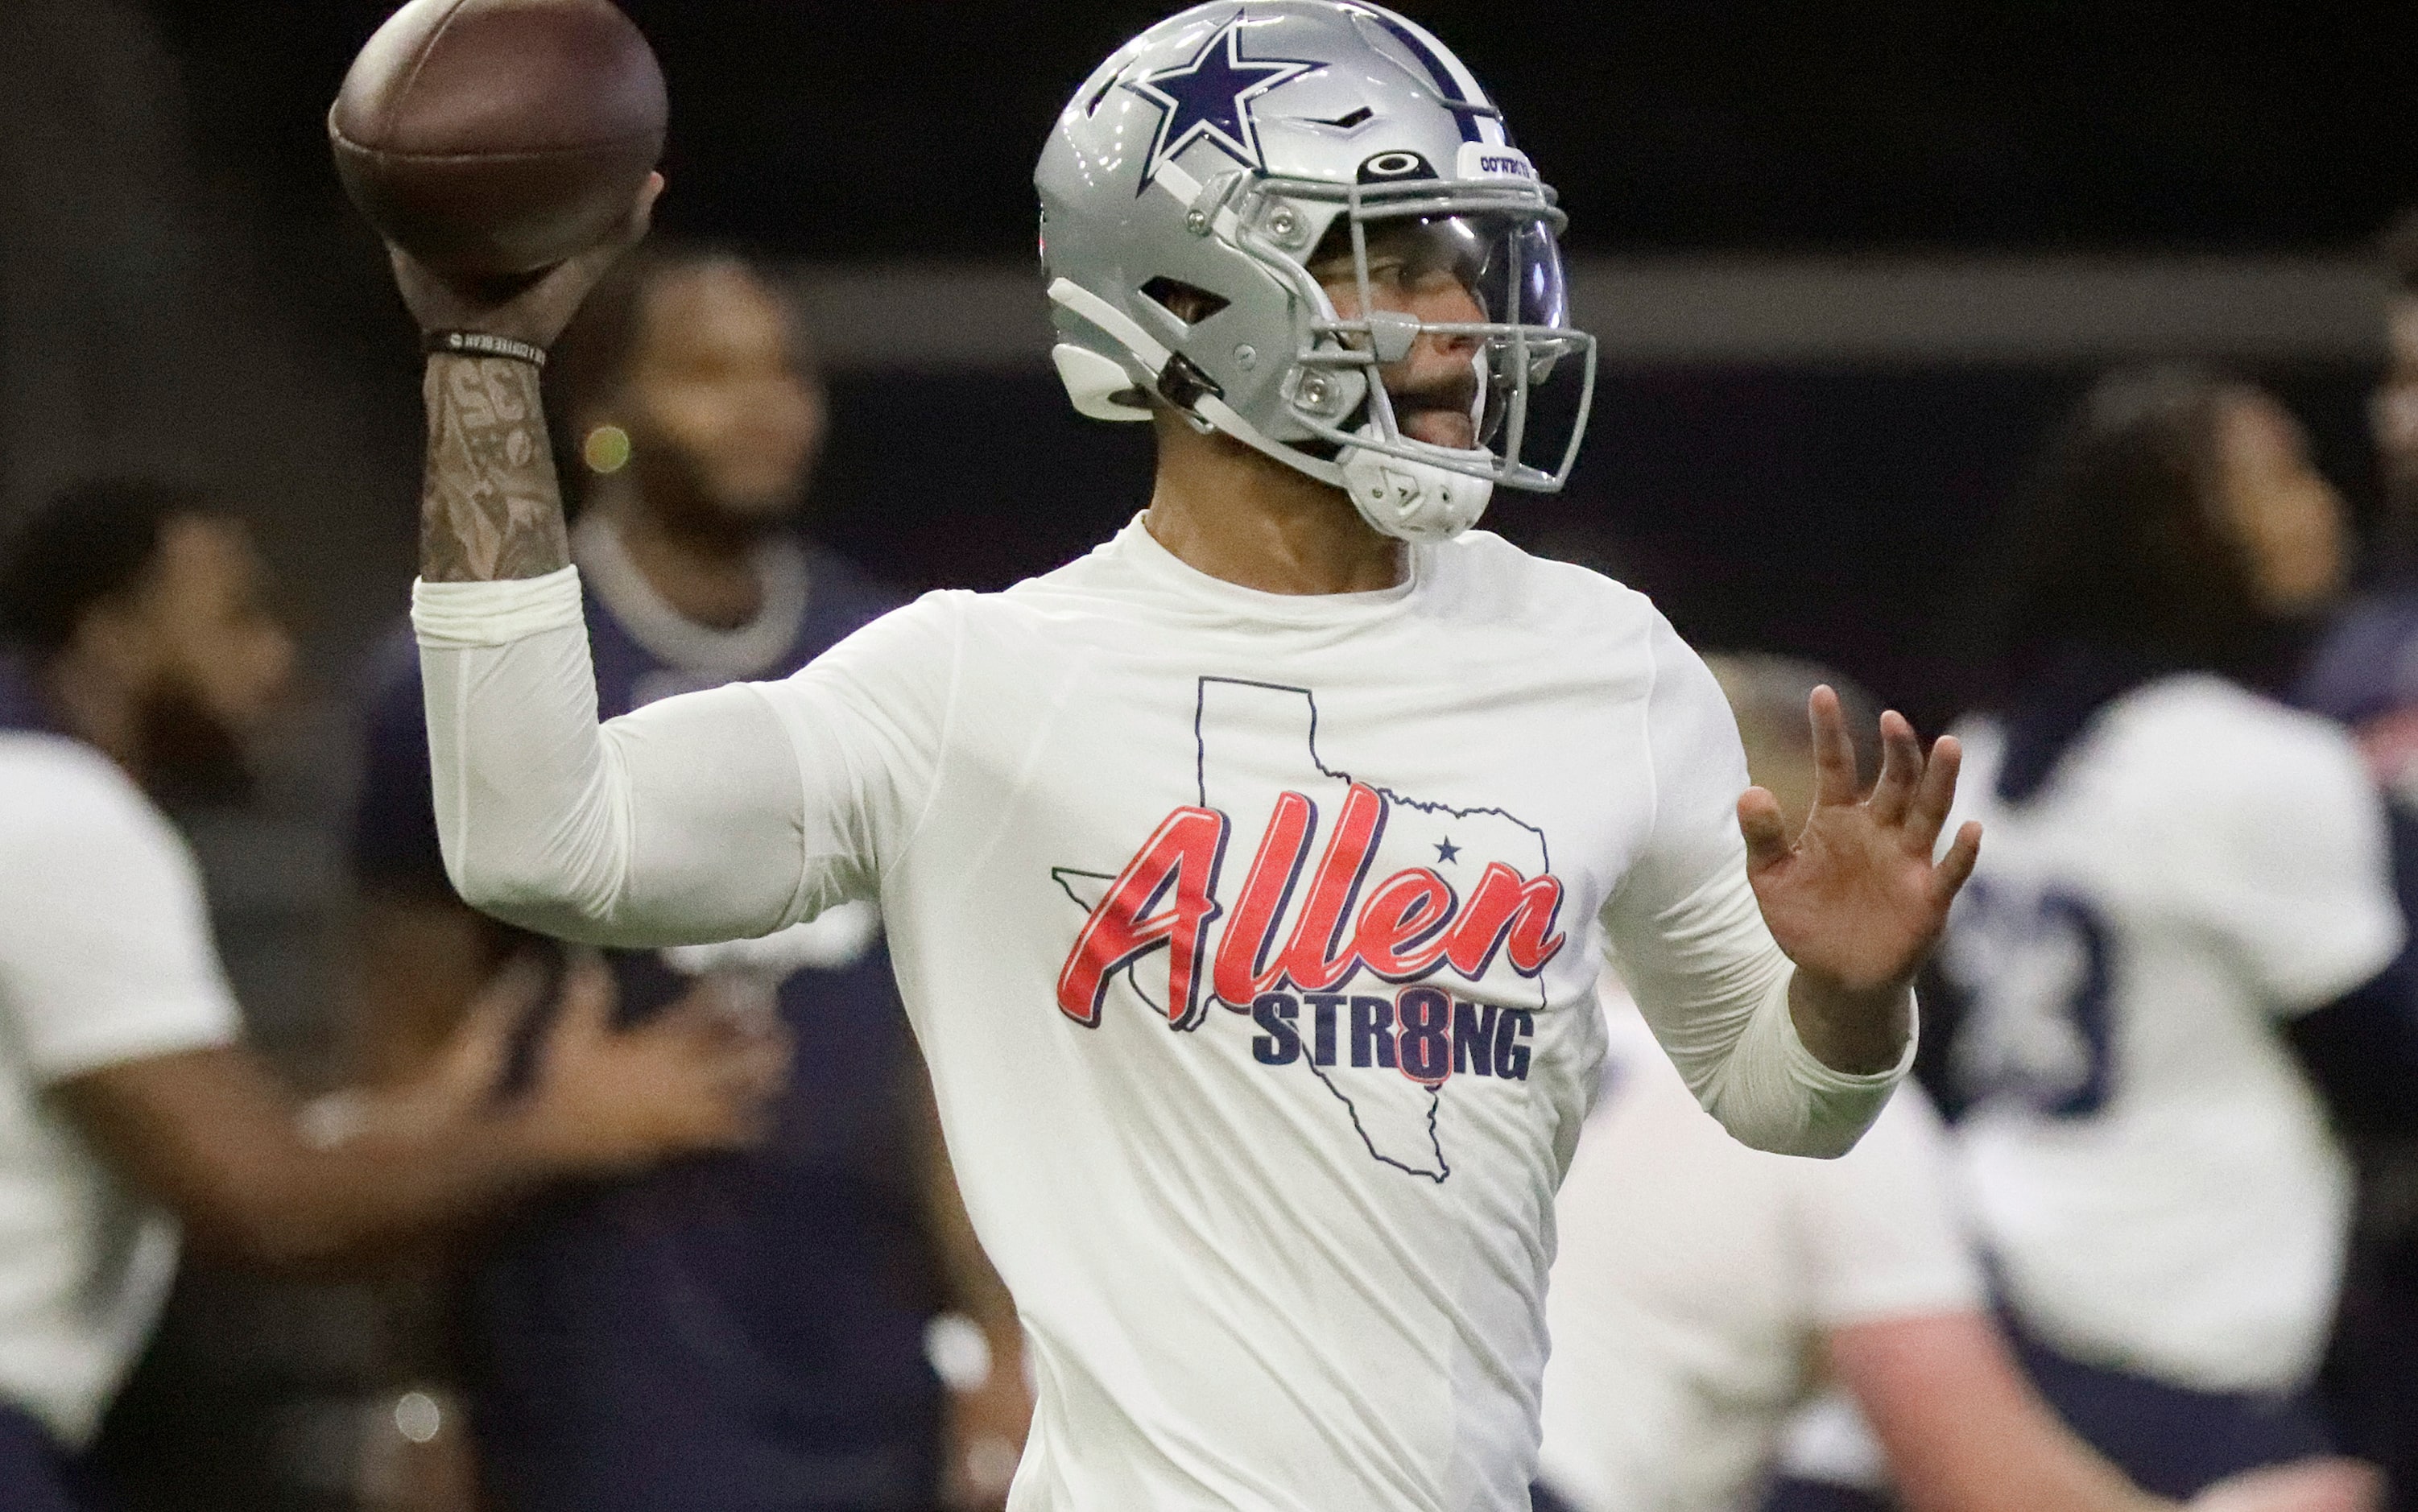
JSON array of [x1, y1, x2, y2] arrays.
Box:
[[2296, 591, 2418, 1512], [2296, 593, 2418, 1027], [352, 529, 943, 1512], [2299, 593, 2418, 733]]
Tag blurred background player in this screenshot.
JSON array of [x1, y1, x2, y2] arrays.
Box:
[[1535, 653, 2375, 1512], [0, 478, 783, 1512], [2292, 209, 2418, 1511], [349, 247, 1030, 1512], [1912, 367, 2418, 1499]]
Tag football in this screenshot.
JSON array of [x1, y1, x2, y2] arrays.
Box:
[[329, 0, 666, 284]]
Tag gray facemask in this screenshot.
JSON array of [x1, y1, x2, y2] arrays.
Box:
[[1035, 1, 1597, 543]]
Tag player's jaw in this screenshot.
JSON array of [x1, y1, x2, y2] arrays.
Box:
[[133, 517, 295, 798], [1320, 266, 1491, 453], [2375, 298, 2418, 539], [1387, 361, 1485, 451], [620, 428, 804, 547], [603, 260, 828, 546]]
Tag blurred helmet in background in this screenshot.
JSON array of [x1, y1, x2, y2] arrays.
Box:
[[1035, 1, 1596, 543]]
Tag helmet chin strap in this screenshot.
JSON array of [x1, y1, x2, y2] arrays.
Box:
[[1047, 278, 1496, 543], [1339, 436, 1495, 544], [1341, 349, 1496, 543]]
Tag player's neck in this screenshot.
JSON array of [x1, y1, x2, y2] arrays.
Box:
[[40, 651, 144, 781], [1144, 411, 1407, 596], [593, 489, 767, 632]]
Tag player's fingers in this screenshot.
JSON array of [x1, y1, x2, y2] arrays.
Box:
[[1902, 733, 1962, 855], [385, 242, 434, 293], [1807, 687, 1860, 807], [721, 1035, 793, 1102], [552, 949, 615, 1039], [1927, 820, 1982, 907], [655, 997, 785, 1082], [1738, 787, 1792, 871], [619, 170, 663, 247], [701, 1005, 788, 1065], [1867, 710, 1921, 825], [717, 1104, 775, 1149], [528, 172, 663, 341], [685, 1043, 785, 1148], [440, 952, 545, 1089]]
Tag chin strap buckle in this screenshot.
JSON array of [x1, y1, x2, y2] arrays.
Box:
[[1155, 353, 1225, 425], [1156, 352, 1223, 408]]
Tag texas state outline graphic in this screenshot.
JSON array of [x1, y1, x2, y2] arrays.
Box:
[[1052, 676, 1557, 1182]]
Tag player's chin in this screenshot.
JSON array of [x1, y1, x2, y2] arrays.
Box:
[[700, 483, 804, 531], [1399, 412, 1478, 450]]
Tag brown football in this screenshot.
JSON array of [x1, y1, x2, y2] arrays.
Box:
[[329, 0, 666, 283]]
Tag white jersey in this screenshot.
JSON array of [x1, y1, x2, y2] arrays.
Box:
[[411, 518, 1911, 1512], [1538, 990, 1979, 1512], [1941, 675, 2402, 1393], [0, 734, 240, 1445]]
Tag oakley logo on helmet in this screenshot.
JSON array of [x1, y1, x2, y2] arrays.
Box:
[[1355, 150, 1435, 183], [1127, 17, 1321, 191]]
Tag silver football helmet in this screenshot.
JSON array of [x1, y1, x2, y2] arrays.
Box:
[[1035, 1, 1597, 543]]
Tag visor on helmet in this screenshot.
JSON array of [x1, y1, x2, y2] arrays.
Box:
[[1250, 182, 1595, 494]]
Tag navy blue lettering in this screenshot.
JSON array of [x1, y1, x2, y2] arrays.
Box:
[[1495, 1008, 1534, 1080], [1251, 992, 1301, 1065], [1305, 994, 1345, 1067], [1396, 986, 1452, 1084], [1453, 998, 1497, 1076], [1350, 997, 1397, 1068]]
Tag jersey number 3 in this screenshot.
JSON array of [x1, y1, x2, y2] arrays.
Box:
[[1938, 878, 2114, 1119]]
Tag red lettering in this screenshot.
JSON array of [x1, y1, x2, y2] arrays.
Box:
[[1352, 868, 1456, 978], [1276, 783, 1388, 992], [1211, 791, 1316, 1009], [1064, 792, 1573, 1038], [1055, 807, 1229, 1028], [1440, 862, 1567, 978]]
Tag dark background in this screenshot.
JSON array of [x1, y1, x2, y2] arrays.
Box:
[[151, 0, 2418, 256], [114, 0, 2418, 732]]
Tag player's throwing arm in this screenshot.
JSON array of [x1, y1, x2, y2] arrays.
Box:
[[382, 200, 830, 951], [334, 3, 890, 968]]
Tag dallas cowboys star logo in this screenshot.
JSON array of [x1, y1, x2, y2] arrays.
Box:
[[1126, 18, 1320, 192]]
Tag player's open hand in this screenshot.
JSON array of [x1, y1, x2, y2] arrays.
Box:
[[513, 949, 790, 1173], [1739, 687, 1981, 1072], [388, 171, 662, 349]]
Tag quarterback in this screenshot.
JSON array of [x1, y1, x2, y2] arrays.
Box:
[[384, 5, 1978, 1508]]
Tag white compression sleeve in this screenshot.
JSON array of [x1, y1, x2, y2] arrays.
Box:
[[413, 569, 812, 948], [1609, 860, 1912, 1159]]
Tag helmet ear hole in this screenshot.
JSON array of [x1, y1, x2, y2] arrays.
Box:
[[1138, 277, 1231, 327]]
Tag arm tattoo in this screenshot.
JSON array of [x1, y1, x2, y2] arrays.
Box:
[[419, 355, 571, 582]]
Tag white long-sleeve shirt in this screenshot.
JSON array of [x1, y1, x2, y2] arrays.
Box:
[[413, 517, 1908, 1512]]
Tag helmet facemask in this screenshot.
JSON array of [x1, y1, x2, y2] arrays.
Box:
[[1227, 173, 1598, 540]]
